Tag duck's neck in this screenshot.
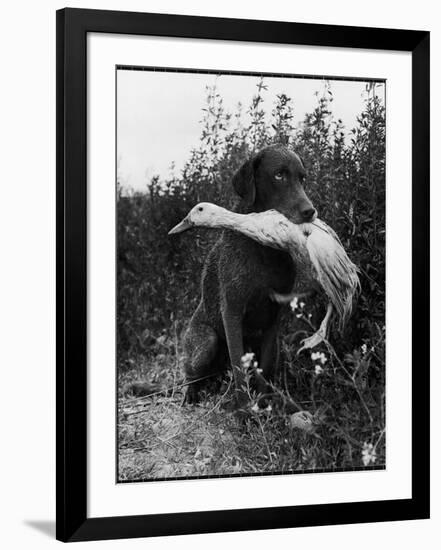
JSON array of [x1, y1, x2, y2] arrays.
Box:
[[203, 207, 287, 252], [207, 208, 256, 235], [204, 207, 306, 254]]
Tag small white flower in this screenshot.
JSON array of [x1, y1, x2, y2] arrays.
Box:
[[265, 404, 272, 412], [311, 351, 327, 364], [296, 313, 302, 318], [300, 301, 305, 308], [241, 352, 255, 368], [361, 442, 377, 466], [251, 403, 260, 413], [290, 296, 299, 312], [361, 343, 368, 355], [256, 367, 263, 374], [315, 365, 324, 375]]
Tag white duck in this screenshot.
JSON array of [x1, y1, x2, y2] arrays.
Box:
[[169, 203, 360, 351]]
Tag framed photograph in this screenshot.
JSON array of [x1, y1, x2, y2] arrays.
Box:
[[56, 8, 430, 542]]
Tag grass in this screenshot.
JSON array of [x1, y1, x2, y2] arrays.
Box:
[[117, 308, 385, 482]]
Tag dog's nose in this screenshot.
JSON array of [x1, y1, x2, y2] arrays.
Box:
[[301, 206, 317, 222]]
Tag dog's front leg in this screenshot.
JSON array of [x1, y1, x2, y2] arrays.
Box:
[[221, 305, 248, 408]]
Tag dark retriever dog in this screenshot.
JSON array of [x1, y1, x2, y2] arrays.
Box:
[[175, 145, 317, 405]]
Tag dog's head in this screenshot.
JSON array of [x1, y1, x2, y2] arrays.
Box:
[[232, 145, 316, 223]]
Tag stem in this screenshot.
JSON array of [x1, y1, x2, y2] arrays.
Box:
[[325, 341, 374, 426]]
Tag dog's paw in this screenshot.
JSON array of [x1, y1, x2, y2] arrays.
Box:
[[181, 382, 201, 406], [222, 390, 249, 414]]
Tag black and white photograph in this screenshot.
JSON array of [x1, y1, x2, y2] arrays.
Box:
[[117, 67, 386, 482], [0, 0, 435, 546]]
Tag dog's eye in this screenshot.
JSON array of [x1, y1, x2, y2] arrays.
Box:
[[198, 206, 203, 212], [274, 171, 284, 181]]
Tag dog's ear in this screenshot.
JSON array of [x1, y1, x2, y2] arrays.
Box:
[[298, 154, 306, 170], [232, 158, 256, 206]]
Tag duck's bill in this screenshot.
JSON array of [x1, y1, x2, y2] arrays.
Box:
[[168, 216, 193, 235]]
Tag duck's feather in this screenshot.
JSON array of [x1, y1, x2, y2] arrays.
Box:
[[303, 220, 360, 330]]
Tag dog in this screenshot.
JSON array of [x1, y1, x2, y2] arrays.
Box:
[[176, 145, 317, 405]]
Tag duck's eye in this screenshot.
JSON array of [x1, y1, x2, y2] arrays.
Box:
[[198, 206, 203, 212], [274, 171, 284, 181]]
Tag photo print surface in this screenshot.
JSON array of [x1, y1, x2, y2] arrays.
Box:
[[116, 67, 386, 482]]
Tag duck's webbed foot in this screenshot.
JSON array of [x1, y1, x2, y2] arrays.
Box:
[[297, 330, 327, 354], [297, 302, 333, 354]]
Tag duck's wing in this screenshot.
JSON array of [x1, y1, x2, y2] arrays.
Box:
[[311, 218, 344, 247], [307, 219, 360, 330]]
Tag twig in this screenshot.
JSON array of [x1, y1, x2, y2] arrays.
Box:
[[119, 373, 217, 408], [324, 340, 374, 426], [373, 427, 386, 451], [171, 320, 180, 401], [255, 414, 273, 465]]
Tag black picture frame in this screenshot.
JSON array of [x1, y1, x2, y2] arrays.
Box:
[[56, 7, 430, 542]]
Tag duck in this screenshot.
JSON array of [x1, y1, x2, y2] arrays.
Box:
[[169, 203, 360, 352]]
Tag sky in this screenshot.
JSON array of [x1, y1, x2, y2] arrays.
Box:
[[117, 69, 385, 191]]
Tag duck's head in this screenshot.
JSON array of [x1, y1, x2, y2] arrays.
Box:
[[168, 203, 224, 235]]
